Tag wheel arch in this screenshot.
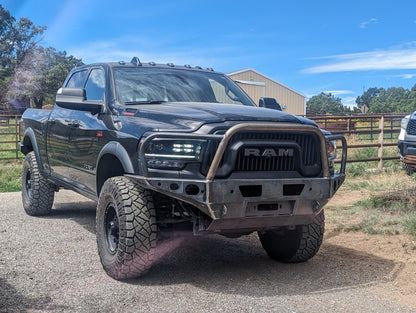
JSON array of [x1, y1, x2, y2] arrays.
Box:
[[96, 141, 135, 196], [20, 128, 44, 173]]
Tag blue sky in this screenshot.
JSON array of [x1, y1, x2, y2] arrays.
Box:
[[5, 0, 416, 107]]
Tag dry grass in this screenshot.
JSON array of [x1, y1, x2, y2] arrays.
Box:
[[327, 170, 416, 236]]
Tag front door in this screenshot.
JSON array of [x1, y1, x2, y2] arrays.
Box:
[[66, 67, 107, 194]]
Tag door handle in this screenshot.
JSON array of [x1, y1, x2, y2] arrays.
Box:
[[68, 121, 80, 128]]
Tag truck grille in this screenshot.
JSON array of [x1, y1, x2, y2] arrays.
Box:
[[407, 119, 416, 135], [235, 145, 296, 171], [202, 131, 322, 177]]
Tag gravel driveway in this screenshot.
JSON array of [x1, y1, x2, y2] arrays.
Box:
[[0, 190, 414, 313]]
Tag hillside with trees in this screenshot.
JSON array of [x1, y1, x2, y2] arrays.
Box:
[[356, 86, 416, 114], [307, 86, 416, 115]]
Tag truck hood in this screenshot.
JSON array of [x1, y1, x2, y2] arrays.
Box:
[[119, 102, 317, 132]]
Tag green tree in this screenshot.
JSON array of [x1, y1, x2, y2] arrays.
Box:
[[0, 5, 45, 70], [12, 17, 46, 67], [0, 4, 46, 110], [366, 87, 416, 113], [306, 92, 351, 115], [0, 5, 83, 110], [355, 87, 379, 110], [8, 46, 83, 108], [0, 5, 16, 69]]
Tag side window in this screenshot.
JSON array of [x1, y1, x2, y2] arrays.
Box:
[[85, 68, 106, 101], [66, 70, 87, 88]]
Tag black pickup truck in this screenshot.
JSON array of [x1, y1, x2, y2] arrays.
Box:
[[19, 57, 347, 280]]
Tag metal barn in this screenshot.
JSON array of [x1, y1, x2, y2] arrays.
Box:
[[227, 68, 306, 116]]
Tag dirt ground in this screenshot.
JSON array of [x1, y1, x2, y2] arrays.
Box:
[[1, 180, 416, 312], [326, 188, 416, 308]]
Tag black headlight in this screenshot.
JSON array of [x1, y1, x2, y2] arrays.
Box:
[[144, 139, 206, 170]]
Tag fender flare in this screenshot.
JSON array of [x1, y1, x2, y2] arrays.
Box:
[[96, 141, 135, 174], [21, 128, 45, 173]]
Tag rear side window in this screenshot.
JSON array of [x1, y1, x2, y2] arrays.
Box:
[[85, 68, 106, 100], [66, 70, 87, 88]]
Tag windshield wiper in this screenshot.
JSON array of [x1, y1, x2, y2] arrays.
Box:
[[124, 100, 167, 105]]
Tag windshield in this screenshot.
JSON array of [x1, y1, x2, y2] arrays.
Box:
[[113, 67, 254, 106]]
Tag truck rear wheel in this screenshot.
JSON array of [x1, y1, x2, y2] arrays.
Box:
[[21, 152, 55, 216], [96, 177, 157, 280], [258, 211, 324, 263]]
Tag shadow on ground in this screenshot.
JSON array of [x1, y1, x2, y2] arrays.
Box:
[[48, 201, 96, 234], [41, 199, 403, 298], [0, 278, 69, 313], [133, 235, 402, 297]]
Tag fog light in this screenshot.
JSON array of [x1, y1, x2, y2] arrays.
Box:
[[185, 184, 200, 195]]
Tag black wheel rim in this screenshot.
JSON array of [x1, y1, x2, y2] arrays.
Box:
[[25, 170, 32, 198], [104, 203, 119, 254]]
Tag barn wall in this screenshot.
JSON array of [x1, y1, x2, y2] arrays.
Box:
[[228, 70, 305, 115]]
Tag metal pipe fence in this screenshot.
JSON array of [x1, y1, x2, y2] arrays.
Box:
[[0, 113, 408, 167], [0, 115, 22, 161], [307, 114, 407, 168]]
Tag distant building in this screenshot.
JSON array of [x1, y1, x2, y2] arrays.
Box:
[[227, 68, 306, 115]]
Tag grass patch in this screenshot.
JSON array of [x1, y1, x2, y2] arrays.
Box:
[[404, 214, 416, 236], [0, 160, 22, 192], [328, 172, 416, 237], [345, 163, 369, 178]]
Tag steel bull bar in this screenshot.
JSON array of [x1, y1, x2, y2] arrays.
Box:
[[130, 123, 347, 233]]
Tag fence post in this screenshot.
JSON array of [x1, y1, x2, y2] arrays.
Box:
[[370, 117, 373, 141], [378, 116, 384, 170], [15, 116, 19, 159]]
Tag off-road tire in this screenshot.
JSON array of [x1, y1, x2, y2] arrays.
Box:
[[401, 160, 414, 176], [258, 211, 325, 263], [21, 152, 55, 216], [96, 177, 157, 280]]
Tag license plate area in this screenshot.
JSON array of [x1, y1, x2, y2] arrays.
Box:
[[246, 201, 294, 216]]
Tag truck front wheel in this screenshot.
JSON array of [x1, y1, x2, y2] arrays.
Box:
[[258, 211, 325, 263], [96, 177, 157, 280], [21, 152, 55, 216], [401, 159, 414, 176]]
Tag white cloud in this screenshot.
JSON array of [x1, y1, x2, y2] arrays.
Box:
[[391, 73, 416, 79], [342, 97, 357, 108], [303, 48, 416, 74], [360, 18, 378, 29], [323, 90, 354, 96], [66, 37, 238, 70]]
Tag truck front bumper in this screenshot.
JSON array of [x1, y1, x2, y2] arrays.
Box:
[[130, 123, 347, 234], [398, 140, 416, 167], [128, 173, 345, 234]]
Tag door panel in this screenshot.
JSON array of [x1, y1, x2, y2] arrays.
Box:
[[67, 110, 106, 194], [66, 67, 107, 195], [47, 107, 72, 179]]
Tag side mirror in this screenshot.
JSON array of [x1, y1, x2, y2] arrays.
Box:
[[259, 97, 282, 111], [56, 88, 104, 114]]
